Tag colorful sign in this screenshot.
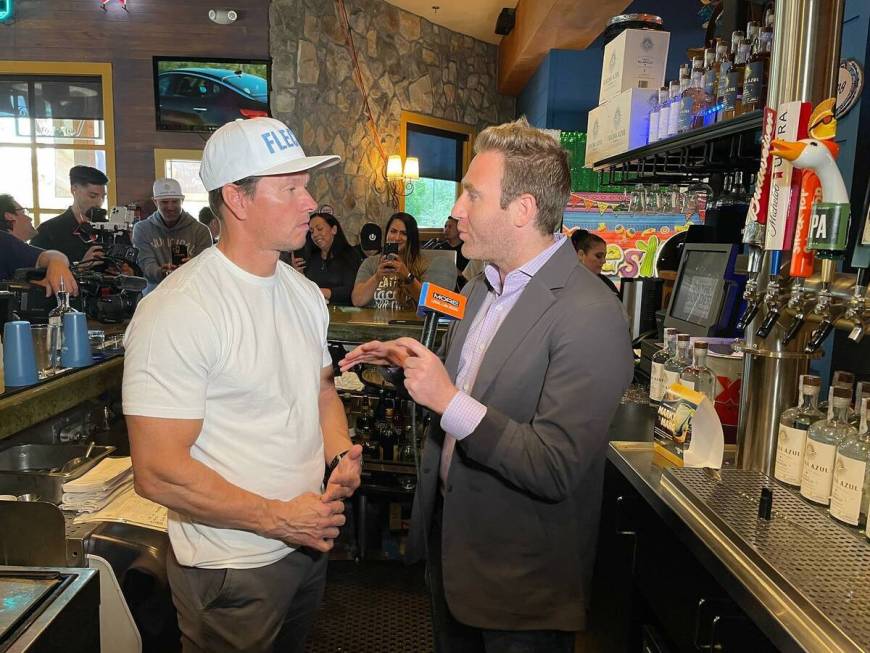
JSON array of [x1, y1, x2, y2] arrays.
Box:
[[0, 0, 12, 22], [563, 192, 705, 279]]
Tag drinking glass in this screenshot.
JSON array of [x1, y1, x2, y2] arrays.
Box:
[[30, 325, 54, 378]]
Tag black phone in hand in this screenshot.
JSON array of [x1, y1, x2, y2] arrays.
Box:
[[382, 242, 399, 259]]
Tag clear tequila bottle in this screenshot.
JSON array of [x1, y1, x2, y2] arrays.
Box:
[[801, 386, 857, 505], [831, 397, 870, 527], [649, 328, 677, 405], [662, 334, 691, 394], [680, 342, 716, 401], [666, 80, 682, 138], [656, 87, 670, 141], [775, 375, 824, 487]]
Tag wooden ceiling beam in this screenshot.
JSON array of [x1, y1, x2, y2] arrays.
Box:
[[497, 0, 632, 95]]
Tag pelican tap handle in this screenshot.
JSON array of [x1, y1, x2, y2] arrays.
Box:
[[755, 276, 784, 338]]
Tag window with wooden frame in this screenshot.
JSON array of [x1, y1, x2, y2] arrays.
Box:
[[400, 111, 474, 237], [0, 61, 116, 226]]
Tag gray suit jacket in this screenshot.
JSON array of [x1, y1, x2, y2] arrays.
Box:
[[407, 239, 633, 631]]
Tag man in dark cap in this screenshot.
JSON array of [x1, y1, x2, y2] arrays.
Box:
[[352, 222, 381, 262], [30, 165, 109, 264]]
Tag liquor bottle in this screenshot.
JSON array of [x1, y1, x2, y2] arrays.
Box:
[[709, 39, 730, 104], [852, 382, 870, 427], [775, 375, 824, 487], [666, 80, 682, 138], [677, 73, 697, 134], [656, 87, 671, 141], [719, 37, 751, 122], [801, 386, 857, 505], [679, 63, 691, 83], [819, 370, 855, 415], [380, 407, 398, 461], [690, 56, 705, 77], [47, 278, 76, 370], [729, 29, 745, 57], [680, 342, 716, 401], [701, 48, 717, 98], [648, 93, 661, 144], [741, 19, 773, 113], [663, 334, 691, 393], [714, 59, 733, 122], [830, 397, 870, 527], [649, 328, 678, 405]]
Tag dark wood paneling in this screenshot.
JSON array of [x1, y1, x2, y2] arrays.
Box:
[[0, 0, 270, 205]]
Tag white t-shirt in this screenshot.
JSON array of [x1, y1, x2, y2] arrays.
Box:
[[122, 246, 331, 569]]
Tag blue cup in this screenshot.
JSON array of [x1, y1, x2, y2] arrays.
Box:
[[3, 321, 39, 387], [60, 312, 93, 368]]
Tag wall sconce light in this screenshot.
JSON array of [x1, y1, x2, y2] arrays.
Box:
[[386, 155, 419, 197]]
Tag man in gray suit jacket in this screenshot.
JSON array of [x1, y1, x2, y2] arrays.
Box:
[[341, 118, 633, 652]]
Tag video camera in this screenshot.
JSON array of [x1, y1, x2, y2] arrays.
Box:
[[76, 206, 140, 274], [2, 268, 146, 325]]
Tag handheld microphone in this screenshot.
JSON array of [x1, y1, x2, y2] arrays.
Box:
[[416, 282, 466, 350]]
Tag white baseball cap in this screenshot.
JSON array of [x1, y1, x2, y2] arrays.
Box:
[[153, 178, 185, 199], [199, 117, 341, 191]]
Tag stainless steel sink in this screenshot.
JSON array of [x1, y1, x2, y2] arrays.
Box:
[[0, 444, 116, 503]]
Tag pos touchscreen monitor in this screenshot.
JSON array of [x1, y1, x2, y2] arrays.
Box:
[[664, 243, 741, 337]]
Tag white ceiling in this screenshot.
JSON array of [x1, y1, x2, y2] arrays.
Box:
[[383, 0, 511, 45]]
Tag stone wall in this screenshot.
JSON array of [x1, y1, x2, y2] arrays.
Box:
[[269, 0, 516, 241]]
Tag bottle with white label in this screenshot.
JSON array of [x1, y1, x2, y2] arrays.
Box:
[[680, 342, 716, 401], [850, 382, 869, 428], [774, 375, 823, 487], [818, 370, 855, 415], [831, 398, 870, 528], [801, 386, 857, 505], [667, 79, 685, 138], [648, 96, 660, 144], [662, 334, 691, 395], [649, 328, 678, 405], [656, 87, 670, 142]]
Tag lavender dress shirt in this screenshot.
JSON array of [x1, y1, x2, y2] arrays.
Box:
[[439, 234, 567, 484]]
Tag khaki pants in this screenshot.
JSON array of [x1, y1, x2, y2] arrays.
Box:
[[167, 547, 327, 653]]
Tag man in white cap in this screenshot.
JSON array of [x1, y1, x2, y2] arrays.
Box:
[[123, 117, 362, 653], [131, 177, 213, 295]]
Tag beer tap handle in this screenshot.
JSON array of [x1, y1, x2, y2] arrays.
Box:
[[805, 319, 834, 353], [782, 314, 805, 345], [737, 300, 760, 331], [756, 306, 781, 338]]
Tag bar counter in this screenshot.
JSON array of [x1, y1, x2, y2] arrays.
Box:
[[596, 441, 870, 652], [0, 309, 442, 442]]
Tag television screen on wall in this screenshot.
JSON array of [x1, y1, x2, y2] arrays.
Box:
[[153, 57, 270, 132]]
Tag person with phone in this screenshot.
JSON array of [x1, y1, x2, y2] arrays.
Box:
[[131, 178, 213, 295], [351, 212, 456, 310]]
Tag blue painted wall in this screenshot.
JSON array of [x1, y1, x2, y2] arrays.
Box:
[[517, 0, 704, 130]]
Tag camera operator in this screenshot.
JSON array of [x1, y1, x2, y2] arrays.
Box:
[[30, 165, 108, 266], [0, 194, 78, 296], [132, 178, 213, 295]]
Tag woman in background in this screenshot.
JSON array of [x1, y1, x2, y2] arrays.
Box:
[[352, 212, 456, 310], [291, 211, 361, 305], [571, 228, 619, 295]]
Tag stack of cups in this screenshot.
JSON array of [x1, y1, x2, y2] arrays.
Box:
[[3, 321, 39, 387], [61, 312, 93, 368]]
